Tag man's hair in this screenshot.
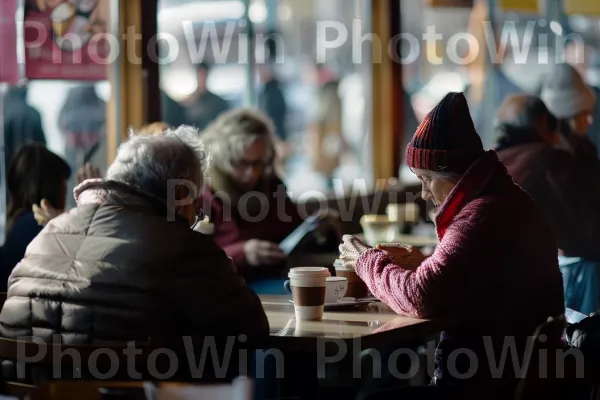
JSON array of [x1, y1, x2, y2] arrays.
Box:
[[106, 126, 206, 202]]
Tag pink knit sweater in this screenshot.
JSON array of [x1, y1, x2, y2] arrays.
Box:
[[356, 151, 565, 383]]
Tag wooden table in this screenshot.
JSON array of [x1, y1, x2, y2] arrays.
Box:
[[260, 295, 445, 351]]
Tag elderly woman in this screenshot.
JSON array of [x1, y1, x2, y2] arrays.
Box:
[[540, 63, 598, 159], [496, 94, 600, 315], [343, 93, 564, 397], [0, 126, 268, 344], [199, 109, 310, 285]]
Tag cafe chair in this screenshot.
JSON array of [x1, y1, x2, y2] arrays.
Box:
[[513, 315, 566, 400], [159, 377, 253, 400], [0, 336, 152, 399], [31, 377, 254, 400]]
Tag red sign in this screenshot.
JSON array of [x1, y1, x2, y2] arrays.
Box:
[[0, 0, 19, 84], [24, 0, 108, 80]]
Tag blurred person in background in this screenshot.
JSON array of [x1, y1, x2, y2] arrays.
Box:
[[161, 90, 188, 127], [258, 62, 288, 141], [58, 84, 106, 206], [258, 62, 292, 178], [2, 86, 46, 177], [307, 63, 345, 190], [182, 62, 230, 131], [496, 94, 600, 314], [199, 109, 341, 292], [0, 144, 70, 290], [0, 127, 269, 345], [564, 42, 600, 149], [199, 109, 302, 285], [540, 63, 598, 161]]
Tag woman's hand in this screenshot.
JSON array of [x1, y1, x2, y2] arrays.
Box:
[[76, 163, 102, 186], [376, 243, 427, 270], [338, 235, 371, 270], [244, 240, 286, 266], [32, 199, 63, 226]]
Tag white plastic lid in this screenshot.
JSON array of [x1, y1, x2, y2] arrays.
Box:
[[288, 267, 330, 279]]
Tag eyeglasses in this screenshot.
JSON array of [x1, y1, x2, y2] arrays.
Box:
[[232, 159, 268, 171]]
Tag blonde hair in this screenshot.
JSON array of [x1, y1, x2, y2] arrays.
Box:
[[201, 108, 276, 173], [134, 122, 170, 136]]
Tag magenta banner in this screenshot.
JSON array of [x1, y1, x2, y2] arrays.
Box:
[[0, 0, 19, 84], [24, 0, 108, 80]]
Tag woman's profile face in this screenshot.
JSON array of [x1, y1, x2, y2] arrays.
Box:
[[412, 168, 458, 207], [230, 138, 268, 191]]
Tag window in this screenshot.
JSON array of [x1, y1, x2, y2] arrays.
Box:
[[398, 1, 600, 182], [157, 0, 373, 198]]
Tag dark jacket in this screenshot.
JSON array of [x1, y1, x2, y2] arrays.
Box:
[[259, 79, 287, 140], [184, 91, 230, 131], [0, 181, 269, 343], [497, 140, 600, 261], [161, 91, 188, 127], [0, 213, 42, 291], [3, 88, 46, 171]]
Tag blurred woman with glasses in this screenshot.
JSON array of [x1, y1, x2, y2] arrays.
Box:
[[199, 109, 303, 284], [199, 109, 340, 289]]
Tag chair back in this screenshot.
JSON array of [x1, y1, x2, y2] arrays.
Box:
[[513, 315, 566, 400], [31, 377, 253, 400], [0, 336, 152, 399], [159, 377, 253, 400]]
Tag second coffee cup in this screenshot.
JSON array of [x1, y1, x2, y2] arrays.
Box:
[[334, 259, 369, 298], [288, 267, 330, 321]]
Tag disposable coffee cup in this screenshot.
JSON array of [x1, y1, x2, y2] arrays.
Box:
[[334, 259, 369, 299], [52, 2, 76, 38], [288, 267, 330, 321]]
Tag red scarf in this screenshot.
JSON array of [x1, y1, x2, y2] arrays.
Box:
[[435, 150, 502, 238]]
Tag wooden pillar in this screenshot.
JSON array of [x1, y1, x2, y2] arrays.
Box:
[[142, 0, 161, 121], [371, 0, 403, 182], [106, 0, 159, 165]]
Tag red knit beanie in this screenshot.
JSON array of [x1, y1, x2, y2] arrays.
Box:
[[405, 92, 484, 174]]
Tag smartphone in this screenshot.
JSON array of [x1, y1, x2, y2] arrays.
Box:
[[82, 141, 100, 165]]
